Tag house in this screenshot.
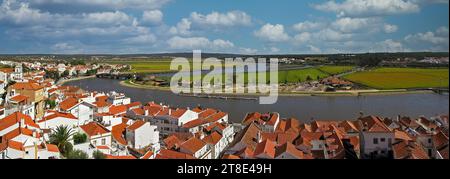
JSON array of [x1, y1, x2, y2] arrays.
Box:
[[243, 112, 280, 132], [125, 120, 160, 151], [253, 139, 277, 159], [275, 142, 306, 159], [0, 112, 59, 159], [5, 94, 35, 120], [59, 97, 94, 124], [37, 110, 78, 130], [227, 122, 262, 154], [7, 82, 45, 119], [202, 131, 224, 159], [79, 122, 112, 147], [358, 116, 395, 159], [107, 92, 131, 105], [179, 137, 211, 159]]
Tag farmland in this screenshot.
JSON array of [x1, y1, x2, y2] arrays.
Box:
[[344, 68, 449, 89], [318, 66, 355, 75]]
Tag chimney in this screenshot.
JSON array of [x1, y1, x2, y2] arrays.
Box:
[[169, 109, 172, 116], [257, 131, 262, 143], [363, 122, 369, 132], [20, 118, 25, 128], [32, 131, 37, 138], [144, 109, 149, 116]]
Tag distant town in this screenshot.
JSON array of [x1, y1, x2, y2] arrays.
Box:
[[0, 55, 448, 159]]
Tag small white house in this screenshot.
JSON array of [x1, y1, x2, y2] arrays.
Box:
[[125, 120, 160, 151]]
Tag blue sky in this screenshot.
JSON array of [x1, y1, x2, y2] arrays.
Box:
[[0, 0, 448, 54]]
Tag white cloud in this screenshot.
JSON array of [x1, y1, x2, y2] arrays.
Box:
[[331, 17, 379, 33], [190, 11, 251, 27], [270, 47, 280, 53], [239, 48, 258, 54], [313, 0, 421, 17], [383, 24, 398, 33], [293, 21, 324, 32], [167, 36, 234, 50], [371, 39, 407, 52], [307, 45, 322, 53], [254, 23, 290, 42], [404, 26, 449, 51], [293, 32, 312, 44], [169, 18, 192, 36], [141, 10, 163, 25]]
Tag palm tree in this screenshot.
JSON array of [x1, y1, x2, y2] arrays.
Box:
[[50, 125, 75, 156]]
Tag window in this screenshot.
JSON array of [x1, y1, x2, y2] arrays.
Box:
[[93, 140, 97, 146], [428, 138, 432, 144], [0, 136, 2, 143], [388, 138, 392, 145], [373, 138, 379, 144], [381, 138, 386, 142]]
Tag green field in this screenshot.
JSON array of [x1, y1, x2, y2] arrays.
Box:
[[106, 60, 174, 73], [319, 66, 355, 75], [185, 67, 329, 84], [344, 68, 449, 89]]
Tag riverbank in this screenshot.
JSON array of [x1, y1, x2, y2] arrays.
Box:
[[57, 75, 96, 85], [119, 79, 441, 97]]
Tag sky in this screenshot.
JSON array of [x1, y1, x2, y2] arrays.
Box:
[[0, 0, 448, 54]]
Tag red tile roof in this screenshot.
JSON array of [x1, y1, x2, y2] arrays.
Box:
[[11, 82, 44, 90], [393, 141, 430, 159], [80, 122, 110, 137], [141, 151, 154, 159], [253, 140, 277, 159], [109, 105, 128, 115], [38, 111, 77, 123], [10, 95, 28, 103], [222, 154, 241, 159], [8, 140, 24, 151], [112, 123, 128, 146], [0, 112, 39, 131], [46, 144, 60, 153], [180, 137, 206, 154], [155, 149, 196, 159], [275, 142, 304, 159], [127, 120, 146, 131], [202, 131, 222, 145], [59, 97, 79, 111], [105, 155, 136, 159]]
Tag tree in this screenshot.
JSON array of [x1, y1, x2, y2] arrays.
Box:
[[306, 75, 313, 81], [45, 99, 57, 109], [93, 150, 106, 159], [49, 125, 75, 156], [73, 133, 87, 145], [61, 70, 70, 78], [66, 149, 89, 159]]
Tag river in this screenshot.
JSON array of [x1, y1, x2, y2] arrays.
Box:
[[66, 78, 449, 123]]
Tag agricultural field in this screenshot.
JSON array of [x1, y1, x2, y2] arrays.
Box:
[[318, 66, 355, 75], [105, 60, 174, 73], [187, 67, 329, 84], [343, 67, 449, 89]]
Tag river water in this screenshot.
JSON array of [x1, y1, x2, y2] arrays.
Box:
[[66, 78, 449, 123]]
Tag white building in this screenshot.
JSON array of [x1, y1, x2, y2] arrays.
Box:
[[125, 120, 160, 151], [79, 122, 112, 148], [37, 111, 79, 130]]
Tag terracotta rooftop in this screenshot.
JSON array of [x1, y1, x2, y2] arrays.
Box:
[[80, 122, 110, 137], [180, 137, 207, 154], [156, 149, 196, 159]]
